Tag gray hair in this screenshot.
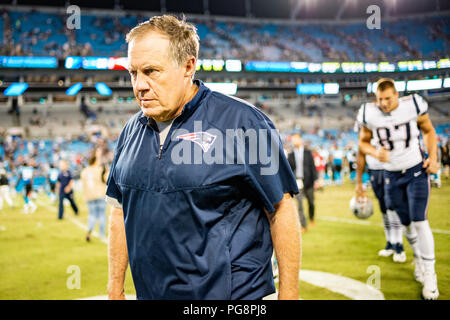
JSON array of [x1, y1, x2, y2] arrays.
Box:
[[126, 15, 199, 68]]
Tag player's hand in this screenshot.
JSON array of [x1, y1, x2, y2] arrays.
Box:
[[64, 186, 71, 193], [355, 182, 366, 198], [375, 147, 390, 162], [423, 158, 439, 174]]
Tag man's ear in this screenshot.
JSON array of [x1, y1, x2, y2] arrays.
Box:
[[184, 56, 196, 78]]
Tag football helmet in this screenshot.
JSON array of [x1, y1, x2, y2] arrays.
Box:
[[350, 196, 373, 219]]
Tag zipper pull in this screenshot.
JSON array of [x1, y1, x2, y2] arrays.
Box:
[[158, 145, 163, 159]]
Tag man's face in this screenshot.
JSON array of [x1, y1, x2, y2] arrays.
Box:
[[376, 87, 399, 113], [291, 134, 303, 148], [128, 31, 192, 122], [60, 161, 67, 171]]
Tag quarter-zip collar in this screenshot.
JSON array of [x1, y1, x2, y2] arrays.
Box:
[[138, 79, 210, 130]]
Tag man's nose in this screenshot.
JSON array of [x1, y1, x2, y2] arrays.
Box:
[[134, 72, 150, 92]]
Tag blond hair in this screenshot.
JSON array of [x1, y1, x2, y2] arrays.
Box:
[[126, 15, 199, 67], [376, 78, 397, 92]]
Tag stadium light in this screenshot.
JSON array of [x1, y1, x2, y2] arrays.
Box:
[[378, 62, 396, 72], [65, 83, 83, 96], [324, 83, 340, 94], [95, 83, 112, 96], [0, 56, 57, 68], [438, 59, 450, 69], [443, 78, 450, 88], [200, 59, 225, 72], [3, 83, 29, 96], [406, 79, 442, 91], [225, 60, 242, 72], [423, 61, 437, 70], [296, 83, 339, 95], [204, 82, 237, 95], [398, 61, 423, 71], [368, 81, 406, 93], [65, 56, 81, 69]]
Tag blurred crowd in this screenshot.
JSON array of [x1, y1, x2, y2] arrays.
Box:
[[1, 9, 448, 61]]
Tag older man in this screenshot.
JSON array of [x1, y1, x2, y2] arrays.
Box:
[[106, 15, 301, 300], [287, 133, 317, 232]]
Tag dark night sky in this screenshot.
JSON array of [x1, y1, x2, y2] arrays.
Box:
[[0, 0, 447, 19]]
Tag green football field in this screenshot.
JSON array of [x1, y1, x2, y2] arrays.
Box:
[[0, 178, 448, 300]]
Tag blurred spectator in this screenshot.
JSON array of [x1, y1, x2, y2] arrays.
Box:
[[287, 133, 318, 232], [56, 159, 79, 219], [0, 168, 13, 211], [441, 141, 449, 179], [80, 149, 108, 242]]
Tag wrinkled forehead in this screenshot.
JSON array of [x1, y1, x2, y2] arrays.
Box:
[[127, 31, 172, 68]]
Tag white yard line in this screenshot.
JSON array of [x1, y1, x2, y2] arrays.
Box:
[[266, 269, 385, 300], [299, 270, 385, 300], [68, 217, 108, 245], [37, 199, 108, 244], [80, 269, 385, 301], [318, 215, 450, 235]]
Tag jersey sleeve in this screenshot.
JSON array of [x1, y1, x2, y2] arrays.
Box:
[[413, 94, 428, 116], [242, 112, 299, 214], [356, 103, 370, 129]]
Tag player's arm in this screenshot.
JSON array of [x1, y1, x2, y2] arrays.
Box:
[[417, 113, 439, 174], [265, 193, 301, 300], [108, 206, 128, 300], [65, 179, 74, 193], [358, 126, 389, 162], [355, 148, 367, 198]]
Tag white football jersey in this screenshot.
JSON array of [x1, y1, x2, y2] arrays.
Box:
[[353, 119, 385, 170], [21, 166, 34, 181], [357, 94, 427, 171], [49, 168, 59, 182], [366, 154, 384, 170]]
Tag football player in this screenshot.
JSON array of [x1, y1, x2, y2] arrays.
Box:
[[16, 162, 37, 214], [355, 147, 405, 263], [47, 163, 59, 203], [0, 168, 13, 210], [357, 78, 439, 300]]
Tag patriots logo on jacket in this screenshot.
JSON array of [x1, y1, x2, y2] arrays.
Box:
[[176, 132, 217, 152]]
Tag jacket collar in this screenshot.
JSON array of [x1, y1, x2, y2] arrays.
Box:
[[138, 79, 210, 129]]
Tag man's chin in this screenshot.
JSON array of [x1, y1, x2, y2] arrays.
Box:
[[141, 108, 170, 122], [141, 106, 161, 117]]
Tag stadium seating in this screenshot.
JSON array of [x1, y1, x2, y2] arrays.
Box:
[[2, 8, 448, 61]]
